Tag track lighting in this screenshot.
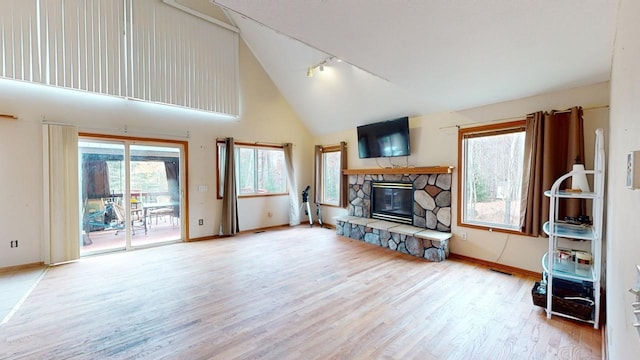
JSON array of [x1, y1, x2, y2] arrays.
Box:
[[305, 56, 334, 77]]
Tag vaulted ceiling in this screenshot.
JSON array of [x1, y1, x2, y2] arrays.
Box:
[[197, 0, 618, 135]]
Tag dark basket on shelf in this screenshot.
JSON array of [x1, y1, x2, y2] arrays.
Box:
[[531, 282, 594, 321]]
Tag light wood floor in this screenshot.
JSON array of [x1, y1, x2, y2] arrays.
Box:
[[0, 266, 46, 324], [0, 226, 601, 359]]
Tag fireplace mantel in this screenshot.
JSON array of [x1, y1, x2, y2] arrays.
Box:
[[343, 166, 454, 175]]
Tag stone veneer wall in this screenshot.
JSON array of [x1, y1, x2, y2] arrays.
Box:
[[347, 173, 452, 231]]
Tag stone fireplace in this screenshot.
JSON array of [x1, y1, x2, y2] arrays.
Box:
[[371, 181, 414, 225], [348, 172, 452, 231], [336, 167, 454, 262]]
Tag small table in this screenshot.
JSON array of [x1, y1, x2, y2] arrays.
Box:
[[143, 202, 179, 234]]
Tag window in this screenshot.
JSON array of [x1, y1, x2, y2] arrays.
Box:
[[314, 143, 347, 207], [458, 121, 526, 231], [217, 141, 287, 198]]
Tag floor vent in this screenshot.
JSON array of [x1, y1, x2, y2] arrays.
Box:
[[489, 268, 513, 276]]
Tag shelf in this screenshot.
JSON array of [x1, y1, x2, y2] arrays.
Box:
[[538, 128, 604, 329], [542, 252, 595, 283], [544, 190, 598, 199], [548, 310, 595, 324], [543, 221, 595, 241], [342, 166, 454, 175]]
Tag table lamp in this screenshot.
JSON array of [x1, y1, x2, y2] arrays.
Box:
[[571, 163, 590, 192]]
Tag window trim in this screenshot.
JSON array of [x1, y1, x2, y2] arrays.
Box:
[[456, 120, 526, 234], [314, 142, 347, 208], [216, 140, 288, 199]]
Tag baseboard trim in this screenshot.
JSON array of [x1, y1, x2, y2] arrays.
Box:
[[448, 253, 540, 279], [187, 235, 222, 242], [0, 262, 45, 274], [187, 224, 293, 242], [294, 223, 336, 230], [241, 224, 291, 234]]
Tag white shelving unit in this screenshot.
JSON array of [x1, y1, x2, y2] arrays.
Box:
[[542, 128, 605, 329]]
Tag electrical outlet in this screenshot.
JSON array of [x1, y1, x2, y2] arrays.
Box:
[[10, 240, 18, 248], [460, 232, 468, 241], [198, 219, 204, 226]]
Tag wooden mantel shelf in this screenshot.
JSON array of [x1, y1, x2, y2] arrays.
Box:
[[343, 166, 454, 175]]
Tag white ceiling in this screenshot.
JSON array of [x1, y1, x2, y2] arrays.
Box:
[[204, 0, 619, 135]]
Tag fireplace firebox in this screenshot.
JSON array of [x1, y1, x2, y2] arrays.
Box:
[[371, 181, 413, 224]]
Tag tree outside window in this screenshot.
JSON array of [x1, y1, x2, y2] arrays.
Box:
[[322, 151, 341, 205], [217, 141, 287, 198], [315, 143, 347, 207], [458, 121, 526, 231]]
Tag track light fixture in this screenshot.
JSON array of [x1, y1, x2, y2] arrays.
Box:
[[306, 56, 335, 77]]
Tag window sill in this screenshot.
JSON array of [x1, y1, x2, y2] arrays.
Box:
[[238, 193, 289, 198], [457, 222, 524, 236], [317, 203, 343, 208]]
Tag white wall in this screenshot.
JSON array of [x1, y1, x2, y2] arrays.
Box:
[[315, 82, 609, 273], [606, 0, 640, 356], [0, 39, 314, 268], [0, 118, 42, 268]]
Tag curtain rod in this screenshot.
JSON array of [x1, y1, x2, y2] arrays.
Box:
[[216, 137, 289, 147], [0, 113, 18, 120], [439, 105, 609, 130], [42, 120, 190, 139]]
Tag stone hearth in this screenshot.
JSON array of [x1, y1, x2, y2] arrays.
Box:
[[336, 168, 453, 262], [336, 217, 451, 261]]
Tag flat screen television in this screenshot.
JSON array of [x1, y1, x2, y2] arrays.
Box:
[[357, 117, 411, 158]]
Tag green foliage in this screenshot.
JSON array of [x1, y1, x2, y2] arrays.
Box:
[[473, 175, 490, 202]]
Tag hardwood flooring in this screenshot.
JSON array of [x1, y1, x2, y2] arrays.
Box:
[[0, 265, 46, 325], [0, 226, 601, 359]]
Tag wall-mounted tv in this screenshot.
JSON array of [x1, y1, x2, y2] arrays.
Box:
[[357, 117, 411, 158]]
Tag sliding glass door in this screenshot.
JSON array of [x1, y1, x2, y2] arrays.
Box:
[[129, 144, 182, 247], [80, 141, 126, 253], [79, 138, 184, 255]]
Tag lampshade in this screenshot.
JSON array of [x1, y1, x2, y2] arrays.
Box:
[[571, 164, 590, 192]]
